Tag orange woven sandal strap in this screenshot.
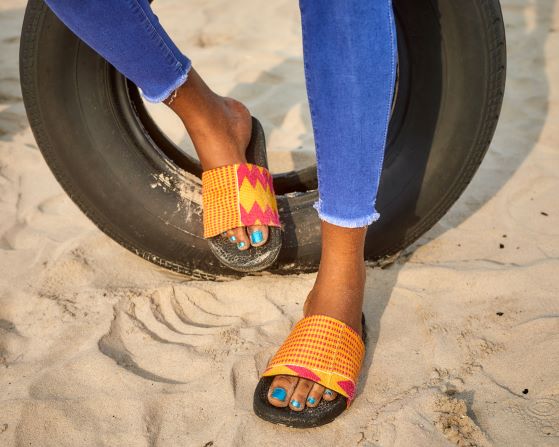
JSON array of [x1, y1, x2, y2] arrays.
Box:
[[261, 314, 365, 406], [201, 163, 281, 238]]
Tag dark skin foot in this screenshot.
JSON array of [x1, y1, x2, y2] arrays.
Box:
[[163, 68, 269, 249], [267, 222, 367, 411]]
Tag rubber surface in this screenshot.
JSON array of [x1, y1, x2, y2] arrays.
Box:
[[19, 0, 507, 279], [253, 314, 368, 428]]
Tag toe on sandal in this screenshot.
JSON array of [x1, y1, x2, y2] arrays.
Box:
[[253, 313, 367, 428], [202, 116, 282, 272]]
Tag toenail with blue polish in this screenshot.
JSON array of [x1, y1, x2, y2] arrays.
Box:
[[237, 242, 245, 249], [250, 230, 264, 244], [271, 388, 286, 401], [324, 390, 334, 396], [229, 236, 236, 242], [307, 396, 316, 405], [291, 399, 301, 409]]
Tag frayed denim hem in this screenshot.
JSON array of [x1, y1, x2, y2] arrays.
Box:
[[313, 200, 380, 228], [139, 63, 191, 103]]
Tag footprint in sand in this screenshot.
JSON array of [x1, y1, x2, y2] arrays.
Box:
[[97, 284, 280, 386], [510, 394, 559, 437]]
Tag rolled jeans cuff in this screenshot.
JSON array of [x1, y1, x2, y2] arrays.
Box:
[[139, 60, 192, 103], [313, 199, 380, 228]]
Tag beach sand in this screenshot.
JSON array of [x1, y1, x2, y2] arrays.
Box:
[[1, 0, 559, 445]]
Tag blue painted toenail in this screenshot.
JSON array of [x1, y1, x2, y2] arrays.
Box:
[[237, 242, 245, 249], [250, 230, 264, 244], [230, 236, 236, 242], [324, 390, 334, 396], [271, 388, 286, 401], [307, 396, 316, 405], [291, 399, 301, 408]]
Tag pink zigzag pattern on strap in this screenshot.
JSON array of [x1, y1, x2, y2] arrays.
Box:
[[337, 380, 356, 400], [240, 203, 280, 226], [286, 365, 321, 383], [237, 163, 275, 191]]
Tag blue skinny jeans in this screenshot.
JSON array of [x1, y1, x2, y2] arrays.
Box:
[[44, 0, 398, 228]]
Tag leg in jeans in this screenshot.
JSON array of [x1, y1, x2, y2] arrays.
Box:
[[266, 1, 398, 411], [44, 0, 270, 249]]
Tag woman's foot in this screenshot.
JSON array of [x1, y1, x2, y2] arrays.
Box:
[[267, 222, 367, 411], [164, 68, 269, 249]]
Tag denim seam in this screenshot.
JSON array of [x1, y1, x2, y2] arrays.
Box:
[[300, 3, 323, 222], [369, 0, 398, 214], [127, 0, 191, 102], [128, 0, 183, 72]]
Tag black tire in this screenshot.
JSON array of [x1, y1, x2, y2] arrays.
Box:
[[19, 0, 506, 279]]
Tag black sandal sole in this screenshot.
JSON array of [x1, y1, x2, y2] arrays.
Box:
[[253, 313, 368, 428], [207, 116, 282, 272]]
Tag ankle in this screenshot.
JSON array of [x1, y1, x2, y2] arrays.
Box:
[[300, 223, 367, 334], [163, 68, 252, 171], [303, 261, 365, 335], [195, 97, 251, 170]]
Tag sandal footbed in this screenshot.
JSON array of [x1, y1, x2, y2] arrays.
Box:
[[208, 227, 282, 273]]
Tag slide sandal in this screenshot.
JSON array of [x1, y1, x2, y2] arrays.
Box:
[[202, 116, 282, 272], [253, 313, 367, 428]]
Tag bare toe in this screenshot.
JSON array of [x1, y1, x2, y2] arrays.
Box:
[[306, 382, 325, 408], [225, 229, 237, 245], [227, 227, 250, 250], [323, 388, 338, 401], [289, 378, 314, 411], [267, 375, 299, 408], [248, 225, 269, 247]]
